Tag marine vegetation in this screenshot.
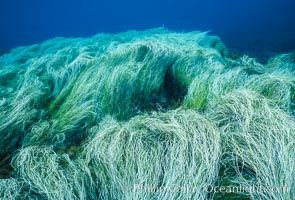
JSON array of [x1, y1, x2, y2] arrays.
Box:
[[0, 28, 294, 200]]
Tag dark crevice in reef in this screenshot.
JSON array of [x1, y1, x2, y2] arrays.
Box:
[[58, 145, 82, 159], [163, 67, 187, 108], [0, 153, 14, 179], [135, 45, 150, 62]]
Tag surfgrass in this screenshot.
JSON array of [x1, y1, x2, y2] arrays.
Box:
[[0, 178, 22, 199], [83, 109, 221, 200], [0, 28, 294, 199], [210, 90, 295, 200]]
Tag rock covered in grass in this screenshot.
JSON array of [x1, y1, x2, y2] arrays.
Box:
[[84, 109, 221, 200], [0, 28, 294, 199]]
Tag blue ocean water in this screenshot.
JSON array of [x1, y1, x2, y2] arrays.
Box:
[[0, 0, 295, 60]]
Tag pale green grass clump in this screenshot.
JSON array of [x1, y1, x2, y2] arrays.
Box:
[[210, 90, 295, 200], [12, 146, 95, 200], [83, 109, 221, 200], [0, 178, 22, 200], [12, 146, 74, 199], [0, 28, 295, 200]]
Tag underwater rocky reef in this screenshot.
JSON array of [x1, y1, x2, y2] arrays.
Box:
[[0, 28, 294, 200]]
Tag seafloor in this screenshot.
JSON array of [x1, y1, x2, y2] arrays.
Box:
[[0, 28, 294, 200]]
